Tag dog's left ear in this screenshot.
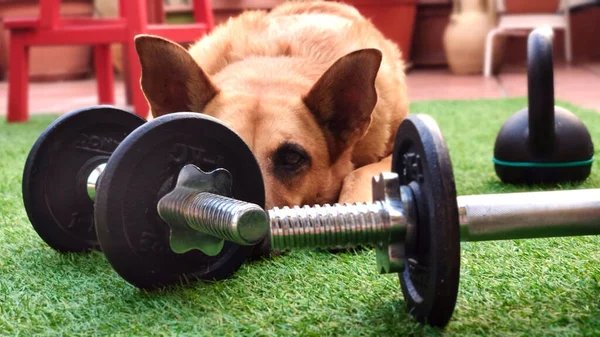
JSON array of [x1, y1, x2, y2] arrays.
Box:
[[134, 34, 219, 118], [303, 49, 382, 162]]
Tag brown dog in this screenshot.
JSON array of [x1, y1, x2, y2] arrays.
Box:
[[134, 0, 409, 210]]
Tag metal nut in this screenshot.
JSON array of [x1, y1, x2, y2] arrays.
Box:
[[372, 172, 411, 274]]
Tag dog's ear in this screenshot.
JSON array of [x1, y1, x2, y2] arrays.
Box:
[[134, 35, 219, 118], [303, 49, 382, 162]]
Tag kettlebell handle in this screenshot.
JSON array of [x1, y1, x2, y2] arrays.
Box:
[[528, 26, 555, 156]]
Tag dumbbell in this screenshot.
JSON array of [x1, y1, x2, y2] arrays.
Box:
[[91, 111, 600, 328], [22, 106, 146, 252]]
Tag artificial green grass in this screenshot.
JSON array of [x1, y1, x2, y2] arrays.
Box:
[[1, 98, 600, 336]]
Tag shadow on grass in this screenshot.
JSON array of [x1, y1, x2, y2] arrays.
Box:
[[360, 277, 600, 337], [16, 244, 104, 269], [451, 279, 600, 335], [363, 298, 446, 337]]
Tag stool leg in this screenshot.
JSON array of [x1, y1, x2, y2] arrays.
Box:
[[125, 42, 149, 118], [7, 33, 30, 123], [121, 48, 133, 105], [483, 28, 500, 77], [121, 0, 147, 116], [192, 0, 214, 29], [94, 44, 115, 105]]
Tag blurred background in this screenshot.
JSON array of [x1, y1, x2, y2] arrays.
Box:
[[0, 0, 599, 119]]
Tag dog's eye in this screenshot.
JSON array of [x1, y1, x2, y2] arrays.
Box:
[[282, 151, 303, 166], [275, 146, 308, 169], [272, 143, 311, 178]]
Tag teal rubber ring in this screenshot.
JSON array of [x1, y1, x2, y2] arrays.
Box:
[[493, 157, 595, 168]]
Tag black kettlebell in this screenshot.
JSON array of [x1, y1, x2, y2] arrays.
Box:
[[493, 26, 594, 185]]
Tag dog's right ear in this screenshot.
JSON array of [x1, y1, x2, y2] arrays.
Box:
[[134, 35, 219, 118]]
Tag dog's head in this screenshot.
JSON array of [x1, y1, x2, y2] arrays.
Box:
[[135, 35, 381, 209]]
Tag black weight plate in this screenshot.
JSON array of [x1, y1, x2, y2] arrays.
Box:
[[95, 112, 265, 290], [22, 106, 146, 252], [391, 114, 460, 327]]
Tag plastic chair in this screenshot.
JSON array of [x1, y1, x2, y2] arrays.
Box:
[[4, 0, 214, 122], [483, 0, 572, 77]]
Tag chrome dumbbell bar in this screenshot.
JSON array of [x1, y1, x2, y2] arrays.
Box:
[[458, 189, 600, 242], [88, 163, 600, 274]]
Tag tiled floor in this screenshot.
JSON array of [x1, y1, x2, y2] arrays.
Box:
[[1, 62, 600, 119], [405, 62, 600, 113], [497, 63, 600, 112]]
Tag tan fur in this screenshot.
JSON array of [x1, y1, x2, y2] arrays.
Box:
[[135, 0, 409, 209]]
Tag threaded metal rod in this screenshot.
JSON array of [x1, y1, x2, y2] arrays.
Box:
[[156, 165, 408, 259], [160, 193, 395, 250], [269, 201, 390, 250], [157, 166, 406, 258], [159, 191, 268, 246], [192, 193, 266, 244]]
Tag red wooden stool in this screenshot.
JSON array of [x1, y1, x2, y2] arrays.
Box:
[[4, 0, 214, 122]]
